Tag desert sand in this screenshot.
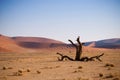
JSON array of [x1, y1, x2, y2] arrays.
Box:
[[0, 47, 120, 80]]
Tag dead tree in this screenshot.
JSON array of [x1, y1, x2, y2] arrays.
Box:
[[68, 36, 84, 61], [56, 36, 104, 62]]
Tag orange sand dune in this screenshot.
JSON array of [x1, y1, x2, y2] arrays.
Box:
[[0, 34, 120, 53], [0, 34, 67, 53], [0, 35, 31, 53]]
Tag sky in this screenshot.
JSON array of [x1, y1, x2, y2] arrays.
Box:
[[0, 0, 120, 43]]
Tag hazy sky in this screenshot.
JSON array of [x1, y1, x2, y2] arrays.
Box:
[[0, 0, 120, 43]]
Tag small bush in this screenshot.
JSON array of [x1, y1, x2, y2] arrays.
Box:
[[13, 72, 23, 76], [27, 69, 30, 72], [3, 66, 6, 70], [3, 66, 13, 70], [37, 70, 41, 74], [73, 70, 77, 73], [73, 70, 82, 73], [105, 63, 114, 67], [18, 69, 23, 73], [78, 66, 83, 69], [99, 73, 103, 77]]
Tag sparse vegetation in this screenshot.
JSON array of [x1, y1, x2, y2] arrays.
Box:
[[27, 68, 31, 72], [2, 66, 13, 70], [0, 42, 119, 80], [36, 70, 41, 74], [3, 66, 6, 70], [105, 63, 114, 67], [73, 70, 82, 73], [18, 69, 23, 73], [12, 68, 32, 76], [99, 73, 103, 77], [13, 71, 23, 76], [78, 66, 83, 69]]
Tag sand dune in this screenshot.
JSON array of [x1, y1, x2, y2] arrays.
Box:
[[0, 35, 28, 53], [0, 34, 120, 53], [12, 36, 66, 48], [0, 34, 67, 53], [12, 36, 64, 43], [84, 38, 120, 49]]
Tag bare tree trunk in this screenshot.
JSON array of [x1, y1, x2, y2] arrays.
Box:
[[56, 36, 104, 62], [68, 36, 82, 61]]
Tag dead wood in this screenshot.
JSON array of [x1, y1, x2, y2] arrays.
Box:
[[80, 53, 104, 62], [56, 52, 74, 61], [68, 36, 82, 61], [56, 52, 104, 62], [56, 36, 104, 62]]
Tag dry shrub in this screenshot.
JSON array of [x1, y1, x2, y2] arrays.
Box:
[[3, 66, 6, 70], [13, 72, 23, 76], [99, 73, 103, 77], [2, 66, 13, 70], [105, 63, 114, 67], [27, 68, 31, 72], [73, 70, 77, 73], [78, 66, 83, 69], [73, 70, 82, 73], [36, 70, 41, 74], [18, 69, 23, 73]]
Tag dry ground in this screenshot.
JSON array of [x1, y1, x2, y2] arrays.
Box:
[[0, 48, 120, 80]]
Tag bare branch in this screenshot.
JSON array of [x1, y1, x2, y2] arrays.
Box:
[[76, 36, 81, 45], [80, 53, 104, 62], [68, 39, 77, 48], [56, 52, 74, 61]]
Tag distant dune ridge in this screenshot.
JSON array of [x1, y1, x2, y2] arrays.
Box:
[[12, 36, 66, 48], [0, 34, 120, 53], [0, 34, 67, 53], [84, 38, 120, 49], [12, 36, 64, 43]]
